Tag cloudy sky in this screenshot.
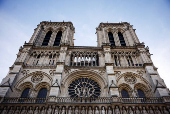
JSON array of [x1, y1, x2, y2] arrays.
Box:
[[0, 0, 170, 88]]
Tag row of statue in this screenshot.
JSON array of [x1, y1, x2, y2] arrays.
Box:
[[1, 105, 169, 114]]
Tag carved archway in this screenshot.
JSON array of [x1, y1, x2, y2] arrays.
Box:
[[61, 70, 107, 97]]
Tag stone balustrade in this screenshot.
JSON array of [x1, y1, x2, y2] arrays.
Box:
[[1, 97, 170, 104]]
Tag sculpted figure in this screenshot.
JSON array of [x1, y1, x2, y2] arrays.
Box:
[[47, 106, 52, 114], [61, 107, 66, 114], [155, 107, 161, 114], [68, 107, 72, 114], [40, 107, 46, 114], [88, 107, 93, 114], [20, 107, 27, 114], [95, 107, 99, 114], [132, 89, 137, 97], [148, 107, 154, 114], [8, 107, 14, 114], [122, 107, 127, 114], [101, 107, 105, 114], [142, 107, 148, 114], [128, 107, 133, 114], [163, 107, 169, 114], [135, 107, 140, 114], [14, 107, 20, 114], [1, 107, 8, 114], [75, 107, 79, 114], [108, 107, 112, 114], [34, 107, 39, 114], [115, 106, 120, 114], [81, 107, 85, 114], [54, 107, 59, 114], [27, 107, 33, 114]]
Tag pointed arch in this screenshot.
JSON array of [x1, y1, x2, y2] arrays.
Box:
[[118, 32, 126, 46], [53, 31, 62, 46], [108, 32, 115, 46], [118, 83, 132, 97], [42, 31, 52, 46]]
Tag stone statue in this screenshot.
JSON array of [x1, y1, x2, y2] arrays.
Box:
[[61, 107, 66, 114], [148, 107, 154, 114], [142, 107, 148, 114], [135, 107, 140, 114], [163, 107, 169, 114], [1, 107, 7, 114], [54, 107, 59, 114], [20, 107, 27, 114], [88, 107, 93, 114], [75, 107, 79, 114], [68, 107, 72, 114], [14, 107, 20, 114], [155, 107, 161, 114], [95, 107, 99, 114], [34, 107, 39, 114], [27, 107, 33, 114], [47, 106, 52, 114], [115, 106, 120, 114], [128, 107, 133, 114], [132, 89, 137, 97], [40, 107, 46, 114], [8, 107, 14, 114], [101, 107, 105, 114], [108, 107, 112, 114], [81, 107, 85, 114], [122, 107, 127, 114]]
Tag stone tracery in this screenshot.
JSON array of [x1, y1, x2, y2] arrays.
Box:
[[68, 78, 101, 98]]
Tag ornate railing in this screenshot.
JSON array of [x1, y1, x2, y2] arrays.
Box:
[[1, 97, 170, 104]]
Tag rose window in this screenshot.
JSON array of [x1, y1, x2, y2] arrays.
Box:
[[68, 78, 101, 98]]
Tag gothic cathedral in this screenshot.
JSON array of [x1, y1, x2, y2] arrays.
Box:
[[0, 21, 170, 114]]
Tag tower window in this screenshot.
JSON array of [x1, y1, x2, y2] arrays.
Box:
[[137, 89, 145, 98], [53, 31, 62, 46], [42, 31, 52, 46], [121, 89, 129, 98], [118, 32, 126, 46], [108, 32, 115, 46]]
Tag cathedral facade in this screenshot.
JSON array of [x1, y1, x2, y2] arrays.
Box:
[[0, 21, 170, 114]]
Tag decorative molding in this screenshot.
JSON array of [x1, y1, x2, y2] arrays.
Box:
[[124, 75, 137, 84]]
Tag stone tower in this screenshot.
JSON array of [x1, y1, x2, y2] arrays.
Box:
[[0, 21, 170, 114]]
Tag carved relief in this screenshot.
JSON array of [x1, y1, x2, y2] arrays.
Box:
[[31, 73, 44, 83], [137, 70, 144, 76], [49, 70, 56, 76], [124, 75, 136, 84], [22, 70, 30, 76]]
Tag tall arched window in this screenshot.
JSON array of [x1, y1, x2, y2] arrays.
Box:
[[42, 31, 52, 46], [53, 31, 62, 46], [121, 89, 129, 98], [20, 88, 30, 102], [36, 88, 47, 103], [21, 88, 30, 98], [137, 89, 145, 98], [118, 32, 126, 46], [108, 32, 115, 46]]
